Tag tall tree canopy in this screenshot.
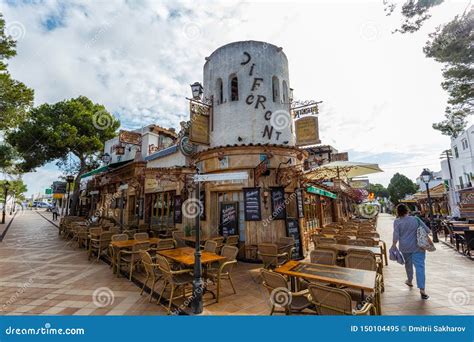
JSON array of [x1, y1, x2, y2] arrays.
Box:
[[6, 96, 120, 214], [0, 178, 27, 203], [387, 173, 418, 205]]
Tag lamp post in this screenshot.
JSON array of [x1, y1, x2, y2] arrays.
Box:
[[1, 181, 10, 224], [420, 168, 439, 243], [65, 175, 75, 216], [190, 82, 204, 100], [190, 170, 204, 315]]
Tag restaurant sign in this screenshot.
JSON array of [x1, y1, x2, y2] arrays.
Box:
[[306, 186, 337, 199], [119, 130, 142, 146], [349, 179, 369, 189], [332, 152, 349, 162], [189, 101, 210, 145], [295, 116, 320, 146]]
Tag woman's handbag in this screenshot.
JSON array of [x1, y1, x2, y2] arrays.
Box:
[[416, 218, 436, 252]]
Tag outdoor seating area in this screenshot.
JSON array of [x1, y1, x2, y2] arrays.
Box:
[[441, 219, 474, 259]]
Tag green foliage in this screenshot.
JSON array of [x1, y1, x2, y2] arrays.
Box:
[[0, 178, 27, 202], [366, 183, 390, 198], [7, 96, 120, 173], [387, 173, 418, 205], [385, 0, 444, 33]]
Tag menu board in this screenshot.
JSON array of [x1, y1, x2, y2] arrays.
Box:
[[286, 217, 303, 259], [243, 187, 261, 221], [220, 202, 239, 237], [174, 195, 182, 224], [296, 188, 305, 219], [271, 187, 286, 220]]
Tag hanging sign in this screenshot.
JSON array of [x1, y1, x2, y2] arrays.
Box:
[[189, 102, 210, 145], [243, 187, 262, 221], [119, 130, 142, 145], [295, 116, 320, 146], [270, 187, 286, 220]]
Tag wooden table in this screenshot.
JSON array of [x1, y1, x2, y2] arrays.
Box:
[[157, 247, 226, 266], [110, 238, 161, 274], [181, 235, 217, 246], [275, 260, 376, 299]]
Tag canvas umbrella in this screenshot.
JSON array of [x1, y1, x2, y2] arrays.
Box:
[[305, 161, 383, 180]]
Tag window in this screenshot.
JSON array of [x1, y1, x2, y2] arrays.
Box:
[[462, 138, 468, 150], [150, 191, 175, 226], [282, 80, 288, 103], [454, 145, 459, 158], [216, 78, 223, 104], [230, 75, 239, 101], [272, 76, 280, 102]]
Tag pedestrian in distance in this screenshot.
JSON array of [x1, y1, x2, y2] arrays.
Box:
[[52, 205, 59, 221]]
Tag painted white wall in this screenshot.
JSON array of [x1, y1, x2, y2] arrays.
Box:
[[449, 124, 474, 190], [147, 152, 186, 168]]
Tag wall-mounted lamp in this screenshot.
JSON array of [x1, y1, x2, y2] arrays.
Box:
[[262, 189, 270, 209]]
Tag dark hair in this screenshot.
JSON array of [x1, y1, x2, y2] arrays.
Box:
[[396, 203, 409, 217]]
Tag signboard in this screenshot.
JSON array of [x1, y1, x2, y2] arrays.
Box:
[[332, 152, 349, 162], [189, 102, 210, 145], [243, 187, 262, 221], [119, 130, 142, 145], [296, 188, 305, 219], [174, 195, 183, 224], [53, 193, 64, 199], [306, 186, 337, 199], [292, 103, 319, 118], [45, 188, 52, 195], [295, 116, 320, 146], [194, 172, 248, 182], [52, 181, 67, 194], [220, 202, 239, 237], [270, 187, 287, 220], [286, 217, 303, 259], [349, 179, 370, 189], [179, 136, 196, 156]]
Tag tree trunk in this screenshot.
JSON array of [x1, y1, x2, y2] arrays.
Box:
[[69, 161, 87, 216]]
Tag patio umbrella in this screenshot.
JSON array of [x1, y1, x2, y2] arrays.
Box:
[[305, 161, 383, 180]]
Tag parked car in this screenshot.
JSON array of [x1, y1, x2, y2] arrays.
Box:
[[32, 201, 50, 209]]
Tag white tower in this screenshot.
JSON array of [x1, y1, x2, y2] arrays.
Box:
[[203, 41, 295, 148]]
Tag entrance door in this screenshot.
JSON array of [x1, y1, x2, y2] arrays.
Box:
[[217, 191, 245, 242]]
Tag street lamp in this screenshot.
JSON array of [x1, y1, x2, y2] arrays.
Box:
[[1, 181, 10, 224], [420, 168, 439, 243], [190, 82, 204, 100], [65, 175, 75, 216]]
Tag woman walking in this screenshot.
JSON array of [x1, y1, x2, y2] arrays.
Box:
[[392, 203, 431, 299]]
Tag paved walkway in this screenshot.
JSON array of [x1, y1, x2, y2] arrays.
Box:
[[0, 211, 472, 315]]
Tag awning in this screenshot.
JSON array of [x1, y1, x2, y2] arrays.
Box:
[[305, 161, 383, 180], [80, 160, 133, 179], [306, 186, 337, 199]]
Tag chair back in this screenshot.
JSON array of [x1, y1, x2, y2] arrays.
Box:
[[316, 237, 337, 246], [155, 238, 176, 251], [308, 283, 353, 315], [321, 228, 338, 235], [260, 269, 289, 293], [172, 231, 187, 247], [278, 236, 295, 246], [221, 245, 239, 260], [212, 237, 225, 247], [347, 239, 370, 246], [111, 233, 128, 242], [345, 249, 377, 271], [310, 247, 338, 265], [140, 251, 156, 277], [108, 227, 120, 235], [225, 235, 239, 247], [155, 254, 173, 282], [258, 243, 279, 268], [204, 240, 218, 253], [89, 227, 102, 238], [134, 232, 149, 240]]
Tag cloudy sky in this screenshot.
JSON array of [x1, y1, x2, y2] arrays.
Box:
[[1, 0, 470, 197]]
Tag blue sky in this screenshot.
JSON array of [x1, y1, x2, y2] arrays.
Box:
[[0, 0, 470, 196]]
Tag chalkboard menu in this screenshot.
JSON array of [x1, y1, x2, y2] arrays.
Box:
[[220, 202, 239, 237], [271, 187, 286, 220], [199, 191, 206, 221], [296, 188, 305, 219], [174, 195, 182, 224], [243, 187, 261, 221], [286, 217, 303, 259]]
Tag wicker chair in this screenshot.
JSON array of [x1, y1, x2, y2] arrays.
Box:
[[88, 231, 113, 261], [313, 237, 337, 248], [334, 235, 350, 245], [257, 243, 290, 269], [260, 269, 312, 315], [156, 254, 193, 314], [119, 242, 150, 280], [347, 239, 370, 247], [225, 235, 239, 247], [172, 231, 187, 248], [310, 247, 338, 265], [134, 232, 149, 240], [321, 228, 339, 235], [308, 283, 377, 315], [278, 237, 296, 258], [207, 246, 239, 302], [203, 240, 218, 253], [153, 238, 177, 251], [109, 233, 128, 271], [212, 237, 225, 254], [140, 251, 162, 302]]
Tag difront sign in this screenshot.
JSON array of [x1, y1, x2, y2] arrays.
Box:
[[292, 103, 319, 118], [119, 130, 142, 146], [189, 101, 210, 145], [295, 116, 320, 146]]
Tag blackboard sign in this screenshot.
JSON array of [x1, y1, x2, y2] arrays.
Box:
[[199, 191, 206, 221], [271, 187, 286, 220], [220, 202, 239, 237], [286, 217, 303, 259], [243, 187, 261, 221], [174, 195, 182, 224], [296, 188, 305, 219]]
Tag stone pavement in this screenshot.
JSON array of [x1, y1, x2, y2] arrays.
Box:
[[0, 211, 472, 315]]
